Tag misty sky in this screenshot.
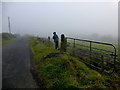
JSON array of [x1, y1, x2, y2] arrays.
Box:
[[1, 2, 118, 39]]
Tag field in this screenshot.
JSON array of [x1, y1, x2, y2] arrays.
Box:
[[67, 39, 118, 54]]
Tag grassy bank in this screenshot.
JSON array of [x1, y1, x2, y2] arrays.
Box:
[[29, 36, 107, 88], [0, 33, 18, 45]]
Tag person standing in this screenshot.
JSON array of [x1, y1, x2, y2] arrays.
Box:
[[52, 32, 59, 49]]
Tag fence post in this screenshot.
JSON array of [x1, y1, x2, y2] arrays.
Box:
[[48, 36, 50, 46], [73, 39, 75, 55], [101, 55, 104, 72], [90, 41, 92, 58], [60, 34, 67, 52]]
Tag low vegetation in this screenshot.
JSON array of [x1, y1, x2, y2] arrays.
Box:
[[29, 36, 110, 88], [1, 33, 18, 45]]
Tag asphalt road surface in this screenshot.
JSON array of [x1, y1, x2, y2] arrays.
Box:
[[0, 45, 2, 89], [2, 37, 38, 88]]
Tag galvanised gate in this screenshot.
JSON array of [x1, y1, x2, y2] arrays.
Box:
[[66, 37, 117, 74]]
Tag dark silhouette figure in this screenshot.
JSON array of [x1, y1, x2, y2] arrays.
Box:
[[52, 32, 59, 49]]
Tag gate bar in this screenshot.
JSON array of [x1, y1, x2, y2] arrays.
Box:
[[66, 37, 117, 72]]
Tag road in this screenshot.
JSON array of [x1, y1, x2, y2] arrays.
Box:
[[0, 45, 2, 89], [2, 37, 38, 88]]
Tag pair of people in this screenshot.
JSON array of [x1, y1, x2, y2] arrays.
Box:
[[52, 32, 59, 49]]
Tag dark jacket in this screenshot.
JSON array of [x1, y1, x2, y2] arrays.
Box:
[[53, 34, 59, 42]]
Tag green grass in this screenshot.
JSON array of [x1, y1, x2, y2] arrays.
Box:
[[29, 37, 59, 64], [37, 55, 106, 88], [67, 39, 120, 88], [68, 39, 118, 52], [2, 37, 16, 45], [0, 33, 18, 45], [29, 36, 107, 88]]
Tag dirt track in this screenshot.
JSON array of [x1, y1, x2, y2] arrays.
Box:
[[2, 37, 38, 88]]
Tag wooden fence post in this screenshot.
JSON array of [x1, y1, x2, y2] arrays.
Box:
[[73, 39, 75, 55], [48, 36, 51, 46], [60, 34, 67, 52], [101, 55, 104, 72]]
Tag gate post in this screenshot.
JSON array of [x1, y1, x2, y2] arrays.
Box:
[[60, 34, 67, 52]]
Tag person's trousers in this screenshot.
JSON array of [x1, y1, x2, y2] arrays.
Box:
[[55, 41, 58, 49]]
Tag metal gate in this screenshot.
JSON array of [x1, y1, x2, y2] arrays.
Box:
[[66, 37, 117, 74]]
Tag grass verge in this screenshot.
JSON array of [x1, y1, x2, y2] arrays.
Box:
[[29, 36, 106, 88], [2, 37, 16, 45], [0, 33, 18, 45]]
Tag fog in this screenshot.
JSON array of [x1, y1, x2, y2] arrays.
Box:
[[1, 2, 118, 43]]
